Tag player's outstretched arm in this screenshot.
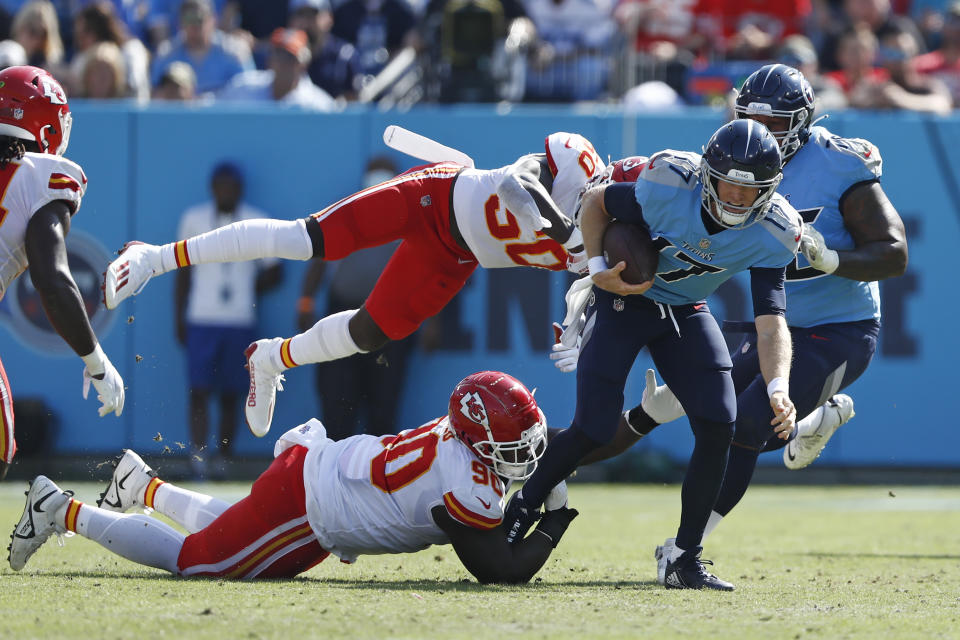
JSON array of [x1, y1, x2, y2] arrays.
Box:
[[834, 181, 907, 281], [497, 155, 581, 248], [431, 504, 578, 584], [26, 200, 125, 417]]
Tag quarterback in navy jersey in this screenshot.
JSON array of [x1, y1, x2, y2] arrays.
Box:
[[504, 119, 803, 591], [580, 64, 907, 585]]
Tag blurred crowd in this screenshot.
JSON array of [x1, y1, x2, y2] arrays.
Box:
[[0, 0, 955, 111]]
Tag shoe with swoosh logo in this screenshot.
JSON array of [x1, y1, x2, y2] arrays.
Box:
[[783, 394, 855, 470], [97, 449, 156, 513], [8, 475, 71, 571]]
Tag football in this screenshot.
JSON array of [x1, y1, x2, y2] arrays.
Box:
[[602, 220, 658, 285]]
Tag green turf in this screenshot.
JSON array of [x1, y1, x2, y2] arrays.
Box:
[[2, 482, 958, 640]]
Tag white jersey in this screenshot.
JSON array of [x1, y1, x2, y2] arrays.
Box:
[[0, 153, 86, 300], [452, 132, 603, 271], [279, 417, 507, 563]]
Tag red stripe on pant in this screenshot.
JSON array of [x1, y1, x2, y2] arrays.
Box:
[[0, 356, 15, 464], [177, 445, 329, 579]]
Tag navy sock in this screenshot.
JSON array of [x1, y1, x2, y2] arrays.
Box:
[[520, 428, 600, 508], [713, 442, 760, 516], [675, 418, 733, 551]]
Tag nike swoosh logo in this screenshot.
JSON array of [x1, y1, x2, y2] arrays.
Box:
[[477, 497, 491, 509], [458, 258, 474, 264], [786, 443, 796, 461], [33, 490, 58, 513], [117, 468, 135, 490]]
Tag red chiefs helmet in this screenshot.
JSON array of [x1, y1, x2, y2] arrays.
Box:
[[0, 66, 72, 155], [609, 156, 648, 183], [448, 371, 547, 480]]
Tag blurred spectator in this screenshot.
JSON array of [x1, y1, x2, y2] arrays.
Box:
[[613, 0, 707, 97], [12, 1, 63, 69], [72, 3, 150, 100], [825, 25, 889, 106], [702, 0, 811, 60], [151, 0, 254, 94], [175, 162, 283, 479], [873, 29, 952, 114], [73, 40, 126, 97], [217, 27, 336, 109], [915, 1, 960, 106], [288, 0, 360, 99], [820, 0, 925, 71], [417, 0, 531, 103], [152, 59, 197, 99], [297, 156, 417, 441], [146, 0, 229, 48], [332, 0, 415, 77], [522, 0, 615, 101], [0, 39, 26, 69], [622, 79, 683, 111], [778, 34, 847, 112]]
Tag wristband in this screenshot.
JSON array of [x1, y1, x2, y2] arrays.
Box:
[[587, 256, 608, 276], [297, 296, 315, 314], [80, 344, 108, 376], [766, 377, 788, 398]]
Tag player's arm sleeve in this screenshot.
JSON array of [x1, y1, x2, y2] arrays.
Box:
[[603, 183, 645, 225], [432, 503, 572, 584], [749, 266, 786, 318]]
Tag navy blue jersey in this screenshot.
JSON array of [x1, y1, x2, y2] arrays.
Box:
[[780, 127, 883, 327], [619, 150, 802, 307]]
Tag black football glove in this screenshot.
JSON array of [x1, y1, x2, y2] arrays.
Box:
[[503, 491, 541, 544], [533, 507, 579, 548]]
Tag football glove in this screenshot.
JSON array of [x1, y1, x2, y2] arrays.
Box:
[[640, 369, 685, 424], [565, 248, 589, 276], [550, 322, 581, 373], [503, 490, 540, 545], [81, 348, 125, 417], [800, 223, 839, 274], [533, 507, 579, 548]]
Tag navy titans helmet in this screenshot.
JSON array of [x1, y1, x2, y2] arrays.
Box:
[[700, 119, 783, 229], [734, 63, 816, 161]]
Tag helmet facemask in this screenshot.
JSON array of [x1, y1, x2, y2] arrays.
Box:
[[471, 408, 547, 481], [734, 101, 812, 161], [700, 161, 782, 229]]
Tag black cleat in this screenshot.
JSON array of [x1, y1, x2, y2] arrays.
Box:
[[502, 491, 541, 544], [663, 547, 734, 591]]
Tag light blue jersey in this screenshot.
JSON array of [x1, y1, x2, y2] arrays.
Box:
[[780, 127, 882, 327], [627, 150, 802, 307]]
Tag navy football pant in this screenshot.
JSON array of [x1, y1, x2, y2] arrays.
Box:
[[521, 288, 736, 552], [713, 319, 880, 516]]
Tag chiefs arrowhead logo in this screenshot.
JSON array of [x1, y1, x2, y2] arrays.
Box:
[[459, 391, 489, 427]]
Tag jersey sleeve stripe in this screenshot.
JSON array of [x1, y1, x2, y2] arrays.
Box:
[[443, 492, 501, 529], [544, 135, 559, 177], [48, 173, 81, 192]]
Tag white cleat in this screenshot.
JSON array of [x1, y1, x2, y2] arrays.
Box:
[[8, 476, 71, 571], [103, 242, 163, 309], [654, 537, 676, 585], [244, 338, 286, 438], [784, 394, 855, 470], [97, 449, 156, 513]]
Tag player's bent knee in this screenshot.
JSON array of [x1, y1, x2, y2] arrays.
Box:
[[349, 310, 391, 353]]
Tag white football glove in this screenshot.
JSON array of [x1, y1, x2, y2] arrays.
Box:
[[81, 346, 125, 417], [566, 247, 589, 276], [800, 223, 839, 274], [640, 369, 685, 424], [550, 321, 581, 373], [544, 480, 569, 511]]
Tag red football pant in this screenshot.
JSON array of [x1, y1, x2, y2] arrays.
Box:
[[177, 445, 329, 579], [309, 162, 477, 339], [0, 355, 14, 465]]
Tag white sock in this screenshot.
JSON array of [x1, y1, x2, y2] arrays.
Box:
[[288, 309, 365, 366], [59, 500, 183, 574], [158, 218, 313, 272], [150, 481, 231, 533], [702, 510, 724, 539], [795, 405, 825, 437]]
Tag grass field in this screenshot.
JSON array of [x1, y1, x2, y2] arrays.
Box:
[[2, 481, 958, 640]]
